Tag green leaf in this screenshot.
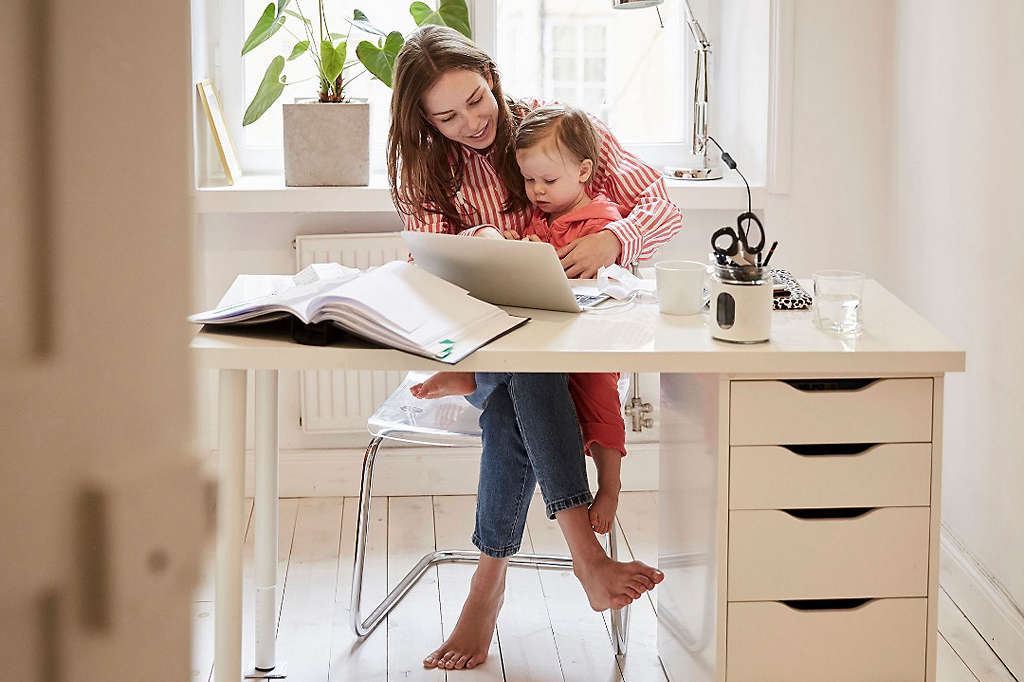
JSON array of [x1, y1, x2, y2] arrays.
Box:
[[243, 55, 287, 126], [320, 40, 345, 85], [242, 2, 287, 55], [329, 32, 346, 41], [287, 40, 309, 60], [284, 9, 311, 25], [277, 0, 290, 13], [409, 0, 471, 38], [345, 8, 388, 37], [356, 31, 404, 87]]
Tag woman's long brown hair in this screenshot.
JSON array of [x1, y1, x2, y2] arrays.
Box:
[[387, 25, 531, 232]]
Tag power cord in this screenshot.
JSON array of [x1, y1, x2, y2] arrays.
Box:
[[707, 136, 751, 216]]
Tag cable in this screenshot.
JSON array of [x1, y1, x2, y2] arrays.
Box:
[[707, 135, 751, 216]]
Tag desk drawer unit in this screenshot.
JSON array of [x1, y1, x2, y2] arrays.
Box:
[[723, 376, 938, 681], [726, 598, 928, 682], [729, 443, 932, 509], [729, 378, 933, 445]]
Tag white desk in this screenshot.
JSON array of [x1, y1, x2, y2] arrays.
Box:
[[192, 280, 964, 682]]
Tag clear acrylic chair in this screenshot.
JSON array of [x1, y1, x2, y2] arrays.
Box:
[[350, 371, 632, 655]]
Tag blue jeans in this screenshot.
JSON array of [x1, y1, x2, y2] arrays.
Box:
[[466, 373, 593, 558]]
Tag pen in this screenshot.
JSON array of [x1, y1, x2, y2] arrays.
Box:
[[761, 241, 779, 268]]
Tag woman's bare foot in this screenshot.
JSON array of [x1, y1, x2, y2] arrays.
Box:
[[423, 559, 506, 671], [588, 483, 620, 534], [573, 553, 663, 611], [410, 371, 477, 399], [556, 506, 663, 611]]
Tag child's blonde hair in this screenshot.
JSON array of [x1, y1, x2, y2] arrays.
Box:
[[514, 105, 601, 183]]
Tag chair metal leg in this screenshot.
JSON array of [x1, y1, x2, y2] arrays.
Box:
[[351, 435, 632, 657], [608, 521, 631, 656]]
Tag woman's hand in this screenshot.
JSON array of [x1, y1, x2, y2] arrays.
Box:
[[502, 229, 521, 240], [556, 230, 622, 278]]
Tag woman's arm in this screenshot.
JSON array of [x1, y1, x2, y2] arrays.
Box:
[[587, 118, 684, 266], [400, 202, 450, 234]]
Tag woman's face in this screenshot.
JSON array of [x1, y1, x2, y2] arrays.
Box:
[[420, 69, 499, 150]]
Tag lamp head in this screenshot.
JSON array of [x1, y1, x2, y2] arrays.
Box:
[[611, 0, 664, 8]]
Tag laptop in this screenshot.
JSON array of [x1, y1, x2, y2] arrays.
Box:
[[401, 231, 610, 313]]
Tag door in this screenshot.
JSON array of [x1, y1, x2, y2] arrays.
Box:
[[0, 1, 206, 680]]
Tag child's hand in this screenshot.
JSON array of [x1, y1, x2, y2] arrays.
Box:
[[501, 229, 521, 240], [520, 234, 543, 242]]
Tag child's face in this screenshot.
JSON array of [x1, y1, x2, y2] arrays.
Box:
[[515, 141, 593, 215]]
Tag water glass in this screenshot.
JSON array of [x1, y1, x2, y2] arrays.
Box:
[[812, 270, 864, 335]]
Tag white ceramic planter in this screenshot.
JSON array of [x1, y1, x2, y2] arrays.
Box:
[[282, 99, 369, 187]]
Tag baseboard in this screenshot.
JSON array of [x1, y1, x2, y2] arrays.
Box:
[[940, 526, 1024, 680], [201, 442, 659, 498]]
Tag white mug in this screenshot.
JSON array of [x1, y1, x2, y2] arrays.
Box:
[[656, 260, 709, 315]]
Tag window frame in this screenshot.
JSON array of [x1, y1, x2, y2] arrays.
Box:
[[542, 18, 612, 123]]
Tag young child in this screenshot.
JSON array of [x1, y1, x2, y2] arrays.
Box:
[[411, 104, 628, 535]]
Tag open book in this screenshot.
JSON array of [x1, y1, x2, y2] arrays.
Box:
[[189, 261, 529, 364]]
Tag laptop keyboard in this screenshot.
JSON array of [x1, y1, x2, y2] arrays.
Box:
[[574, 293, 609, 307]]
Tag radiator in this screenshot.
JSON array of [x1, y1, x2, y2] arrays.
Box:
[[294, 233, 410, 434]]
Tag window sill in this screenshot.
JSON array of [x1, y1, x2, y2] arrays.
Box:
[[194, 173, 765, 214]]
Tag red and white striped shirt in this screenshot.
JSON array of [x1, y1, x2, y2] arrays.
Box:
[[399, 102, 683, 265]]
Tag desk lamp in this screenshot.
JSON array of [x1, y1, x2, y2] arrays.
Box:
[[612, 0, 722, 179]]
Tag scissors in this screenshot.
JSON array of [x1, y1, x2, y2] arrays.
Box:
[[711, 212, 766, 266]]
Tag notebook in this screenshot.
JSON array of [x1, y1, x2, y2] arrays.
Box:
[[189, 261, 529, 363]]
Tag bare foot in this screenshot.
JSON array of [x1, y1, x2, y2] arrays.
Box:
[[573, 553, 663, 611], [423, 569, 505, 670], [410, 371, 477, 400], [588, 483, 620, 535]]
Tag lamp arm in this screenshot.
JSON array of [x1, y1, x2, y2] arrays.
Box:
[[682, 0, 711, 49]]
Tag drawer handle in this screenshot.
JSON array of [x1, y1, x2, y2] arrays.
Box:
[[781, 598, 873, 611], [782, 378, 879, 392], [783, 443, 877, 456], [783, 507, 874, 519]]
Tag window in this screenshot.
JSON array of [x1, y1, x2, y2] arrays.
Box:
[[224, 1, 421, 175], [495, 0, 689, 150], [209, 0, 700, 177], [545, 21, 610, 122]]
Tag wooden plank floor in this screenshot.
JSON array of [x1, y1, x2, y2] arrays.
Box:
[[192, 492, 1018, 682]]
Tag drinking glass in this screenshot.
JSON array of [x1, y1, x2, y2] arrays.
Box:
[[812, 270, 864, 336]]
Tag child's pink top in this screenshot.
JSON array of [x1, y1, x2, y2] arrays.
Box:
[[522, 193, 629, 248]]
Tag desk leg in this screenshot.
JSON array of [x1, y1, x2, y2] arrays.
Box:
[[657, 373, 727, 682], [249, 370, 285, 678], [216, 370, 247, 682]]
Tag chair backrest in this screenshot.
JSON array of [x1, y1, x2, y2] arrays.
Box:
[[368, 372, 632, 447]]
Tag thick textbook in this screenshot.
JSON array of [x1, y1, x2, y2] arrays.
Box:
[[189, 261, 529, 363]]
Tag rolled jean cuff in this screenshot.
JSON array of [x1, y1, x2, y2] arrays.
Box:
[[545, 490, 594, 520], [471, 532, 522, 559]]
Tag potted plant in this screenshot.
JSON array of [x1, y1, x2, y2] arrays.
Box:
[[241, 0, 471, 187]]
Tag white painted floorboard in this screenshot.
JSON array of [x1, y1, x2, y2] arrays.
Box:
[[192, 492, 1009, 682]]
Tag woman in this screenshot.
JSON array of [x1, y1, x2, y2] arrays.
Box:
[[387, 25, 682, 671]]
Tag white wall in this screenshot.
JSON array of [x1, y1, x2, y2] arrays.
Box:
[[762, 0, 895, 278], [886, 0, 1024, 622]]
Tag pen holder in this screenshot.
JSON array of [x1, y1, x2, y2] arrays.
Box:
[[709, 263, 772, 343]]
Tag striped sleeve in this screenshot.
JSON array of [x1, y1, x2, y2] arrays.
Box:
[[399, 200, 450, 234], [589, 118, 684, 265]]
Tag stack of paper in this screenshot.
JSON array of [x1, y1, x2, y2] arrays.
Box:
[[190, 261, 529, 363]]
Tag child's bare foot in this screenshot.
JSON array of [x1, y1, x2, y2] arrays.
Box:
[[588, 483, 620, 534], [573, 552, 663, 611], [423, 564, 505, 670], [410, 372, 477, 399]]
